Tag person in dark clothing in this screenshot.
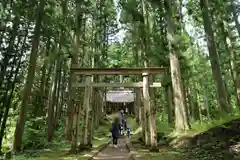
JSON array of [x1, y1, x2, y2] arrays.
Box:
[[120, 110, 124, 123], [123, 119, 127, 131], [110, 117, 120, 148]]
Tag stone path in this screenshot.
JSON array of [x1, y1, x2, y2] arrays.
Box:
[[92, 138, 130, 160]]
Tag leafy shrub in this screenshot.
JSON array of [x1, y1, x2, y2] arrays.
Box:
[[22, 117, 47, 150], [156, 113, 173, 134]]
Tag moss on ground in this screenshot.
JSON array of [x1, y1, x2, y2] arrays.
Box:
[[13, 118, 112, 160], [130, 116, 240, 160], [14, 150, 89, 160], [12, 115, 240, 160]]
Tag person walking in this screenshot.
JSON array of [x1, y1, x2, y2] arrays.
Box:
[[110, 117, 120, 148]]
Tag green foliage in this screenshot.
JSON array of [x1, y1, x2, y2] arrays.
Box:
[[22, 118, 47, 150], [156, 113, 173, 134], [190, 114, 240, 133], [1, 0, 240, 158], [12, 118, 112, 160]]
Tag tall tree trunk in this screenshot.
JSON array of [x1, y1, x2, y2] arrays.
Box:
[[229, 1, 240, 104], [65, 70, 75, 140], [0, 46, 24, 150], [134, 88, 141, 124], [80, 75, 91, 147], [165, 84, 173, 124], [200, 0, 229, 114], [65, 0, 83, 140], [140, 0, 158, 149], [34, 38, 51, 118], [47, 54, 61, 142], [164, 0, 190, 131], [221, 22, 240, 106], [71, 101, 80, 153], [0, 25, 28, 150], [58, 67, 67, 119], [12, 0, 45, 153], [54, 58, 64, 127]]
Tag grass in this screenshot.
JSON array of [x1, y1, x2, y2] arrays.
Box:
[[133, 152, 184, 160], [126, 116, 184, 159], [126, 116, 138, 131], [168, 114, 240, 143], [130, 136, 186, 160], [13, 118, 112, 160], [13, 137, 110, 160], [14, 150, 89, 160], [129, 115, 240, 160], [10, 114, 240, 160]]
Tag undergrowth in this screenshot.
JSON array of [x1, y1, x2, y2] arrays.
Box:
[[131, 113, 240, 160], [11, 116, 112, 160]]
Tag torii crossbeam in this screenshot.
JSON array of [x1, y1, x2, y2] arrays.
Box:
[[71, 65, 165, 75]]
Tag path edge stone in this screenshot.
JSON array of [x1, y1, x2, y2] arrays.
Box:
[[88, 139, 112, 160], [126, 139, 143, 160]]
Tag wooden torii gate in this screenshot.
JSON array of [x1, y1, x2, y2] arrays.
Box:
[[70, 65, 165, 149], [71, 66, 164, 87]]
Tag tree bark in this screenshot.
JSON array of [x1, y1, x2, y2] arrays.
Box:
[[164, 0, 190, 131], [200, 0, 229, 114], [12, 0, 45, 153]]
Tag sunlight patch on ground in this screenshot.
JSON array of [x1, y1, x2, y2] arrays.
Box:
[[93, 137, 106, 141], [83, 153, 92, 157], [133, 127, 142, 135], [92, 137, 110, 148]]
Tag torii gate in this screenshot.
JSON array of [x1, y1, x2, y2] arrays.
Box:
[[71, 66, 164, 87], [71, 66, 164, 113], [70, 65, 165, 148]]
